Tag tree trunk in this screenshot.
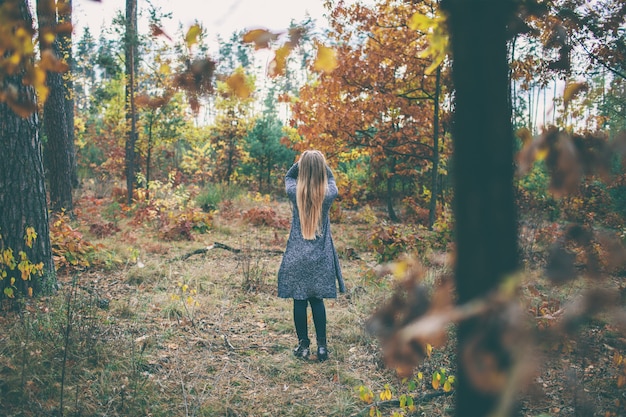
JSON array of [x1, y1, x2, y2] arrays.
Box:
[[146, 113, 154, 200], [125, 0, 138, 205], [266, 159, 272, 193], [59, 0, 78, 189], [441, 0, 519, 415], [37, 0, 75, 213], [386, 157, 399, 222], [0, 0, 56, 298], [428, 65, 442, 229]]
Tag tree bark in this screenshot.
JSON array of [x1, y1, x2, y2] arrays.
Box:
[[125, 0, 138, 205], [386, 156, 399, 222], [37, 0, 76, 213], [428, 65, 442, 229], [441, 0, 519, 415], [59, 0, 78, 189], [0, 0, 56, 298]]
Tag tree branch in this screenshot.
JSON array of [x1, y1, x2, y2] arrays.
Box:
[[171, 242, 284, 262]]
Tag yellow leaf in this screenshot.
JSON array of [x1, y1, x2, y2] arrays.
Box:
[[268, 44, 293, 77], [432, 371, 441, 390], [43, 32, 56, 45], [8, 52, 21, 66], [159, 63, 171, 75], [28, 287, 33, 297], [185, 25, 202, 50], [443, 380, 452, 392], [563, 82, 588, 111], [408, 13, 432, 31], [426, 343, 433, 358], [314, 44, 337, 73], [417, 372, 423, 380], [424, 53, 444, 75], [30, 67, 49, 102], [225, 72, 252, 99], [535, 147, 549, 162], [392, 260, 408, 279], [379, 385, 392, 401]]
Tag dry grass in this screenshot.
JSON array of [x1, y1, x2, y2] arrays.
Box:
[[0, 196, 456, 417], [6, 194, 622, 417]]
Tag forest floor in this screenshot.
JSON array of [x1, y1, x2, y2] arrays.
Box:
[[2, 191, 626, 417]]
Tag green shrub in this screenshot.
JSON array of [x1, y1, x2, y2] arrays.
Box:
[[196, 183, 243, 212]]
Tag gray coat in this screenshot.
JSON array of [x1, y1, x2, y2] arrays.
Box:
[[277, 163, 345, 300]]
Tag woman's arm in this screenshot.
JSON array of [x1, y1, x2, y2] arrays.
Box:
[[326, 165, 338, 197], [285, 163, 299, 196]]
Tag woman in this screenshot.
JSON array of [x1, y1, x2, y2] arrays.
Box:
[[277, 150, 345, 362]]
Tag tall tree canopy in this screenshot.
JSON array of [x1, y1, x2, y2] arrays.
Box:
[[292, 0, 450, 222]]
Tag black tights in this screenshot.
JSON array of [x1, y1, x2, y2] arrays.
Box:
[[293, 298, 326, 346]]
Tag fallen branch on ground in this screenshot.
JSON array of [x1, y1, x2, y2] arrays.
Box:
[[171, 242, 284, 262]]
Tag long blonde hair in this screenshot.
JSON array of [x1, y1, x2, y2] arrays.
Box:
[[296, 150, 328, 240]]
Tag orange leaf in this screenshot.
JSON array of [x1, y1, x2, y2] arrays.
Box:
[[314, 44, 337, 73], [242, 28, 280, 50]]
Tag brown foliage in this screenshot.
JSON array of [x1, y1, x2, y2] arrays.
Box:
[[242, 206, 289, 229], [291, 0, 449, 180], [517, 127, 626, 197]]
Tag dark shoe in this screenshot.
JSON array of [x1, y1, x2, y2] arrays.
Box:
[[293, 340, 310, 359], [317, 346, 328, 362]]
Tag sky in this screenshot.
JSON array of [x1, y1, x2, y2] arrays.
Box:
[[73, 0, 331, 52]]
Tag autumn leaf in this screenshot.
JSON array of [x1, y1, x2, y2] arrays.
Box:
[[379, 384, 392, 401], [563, 82, 588, 111], [19, 64, 47, 101], [226, 72, 252, 99], [287, 26, 306, 47], [185, 24, 202, 50], [408, 13, 430, 31], [268, 44, 293, 77], [358, 385, 374, 404], [150, 23, 172, 41], [42, 31, 56, 46], [409, 11, 449, 74], [242, 28, 280, 49], [55, 21, 73, 34], [39, 49, 69, 72], [314, 44, 338, 73], [516, 127, 533, 145], [432, 370, 441, 390]]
